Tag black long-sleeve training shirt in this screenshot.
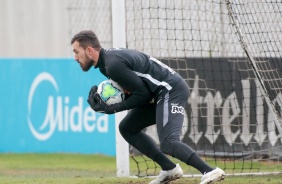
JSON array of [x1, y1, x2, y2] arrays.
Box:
[[95, 48, 183, 112]]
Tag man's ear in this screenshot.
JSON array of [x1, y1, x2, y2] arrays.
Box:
[[86, 46, 92, 55]]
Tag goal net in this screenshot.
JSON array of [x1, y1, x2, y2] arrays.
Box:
[[125, 0, 282, 177], [68, 0, 282, 177]]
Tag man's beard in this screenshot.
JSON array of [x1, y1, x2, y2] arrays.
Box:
[[82, 54, 94, 71]]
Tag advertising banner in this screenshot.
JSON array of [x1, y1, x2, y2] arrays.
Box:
[[0, 58, 116, 155], [144, 57, 282, 159]]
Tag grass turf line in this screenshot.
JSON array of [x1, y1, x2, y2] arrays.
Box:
[[0, 153, 281, 184]]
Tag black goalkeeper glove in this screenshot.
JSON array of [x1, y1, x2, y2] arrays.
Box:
[[87, 85, 121, 114], [87, 85, 98, 107], [92, 93, 120, 114], [89, 85, 98, 96]]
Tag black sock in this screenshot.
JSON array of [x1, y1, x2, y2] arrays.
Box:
[[123, 131, 176, 171], [186, 153, 213, 174], [153, 152, 176, 171]]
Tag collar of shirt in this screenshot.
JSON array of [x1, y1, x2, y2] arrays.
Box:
[[95, 48, 105, 69]]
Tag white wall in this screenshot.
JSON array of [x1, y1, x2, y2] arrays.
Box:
[[0, 0, 112, 58]]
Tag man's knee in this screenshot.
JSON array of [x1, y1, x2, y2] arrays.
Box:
[[119, 119, 140, 137], [159, 139, 179, 154], [119, 120, 129, 137]]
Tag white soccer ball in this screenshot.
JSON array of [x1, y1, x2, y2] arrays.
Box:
[[97, 79, 125, 105]]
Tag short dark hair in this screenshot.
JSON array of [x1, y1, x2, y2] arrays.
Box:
[[71, 30, 101, 50]]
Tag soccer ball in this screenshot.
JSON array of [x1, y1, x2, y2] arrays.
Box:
[[97, 79, 125, 105]]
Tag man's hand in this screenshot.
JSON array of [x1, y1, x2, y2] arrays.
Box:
[[94, 93, 114, 114], [87, 92, 116, 114], [87, 85, 120, 114], [87, 85, 98, 108], [89, 85, 98, 96]]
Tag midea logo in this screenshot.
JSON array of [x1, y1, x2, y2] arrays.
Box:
[[27, 72, 108, 141]]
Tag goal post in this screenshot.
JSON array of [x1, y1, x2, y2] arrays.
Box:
[[111, 0, 130, 177]]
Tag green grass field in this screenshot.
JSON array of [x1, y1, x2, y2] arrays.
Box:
[[0, 153, 282, 184]]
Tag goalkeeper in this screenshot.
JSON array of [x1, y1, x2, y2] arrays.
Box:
[[71, 30, 225, 184]]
